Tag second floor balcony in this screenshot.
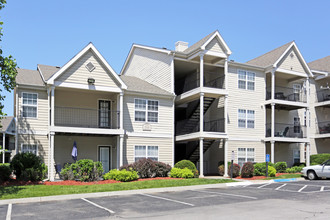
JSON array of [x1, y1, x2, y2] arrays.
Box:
[[265, 123, 307, 138], [316, 89, 330, 103], [176, 118, 225, 136], [266, 86, 307, 103], [316, 121, 330, 135]]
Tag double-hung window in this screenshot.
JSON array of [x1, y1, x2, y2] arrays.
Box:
[[22, 144, 37, 155], [238, 148, 255, 167], [134, 99, 158, 122], [22, 93, 38, 118], [238, 109, 255, 128], [238, 70, 255, 90], [134, 145, 159, 161]]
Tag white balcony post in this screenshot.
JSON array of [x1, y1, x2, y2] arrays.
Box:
[[2, 133, 5, 163], [200, 54, 204, 88], [51, 86, 55, 127], [271, 69, 275, 100], [119, 92, 123, 130], [306, 143, 310, 166], [200, 92, 204, 133], [49, 132, 55, 181], [224, 138, 228, 177], [119, 134, 124, 167], [271, 140, 275, 163], [306, 78, 310, 139], [271, 103, 275, 138], [224, 58, 228, 89], [199, 137, 204, 177], [224, 95, 228, 133]]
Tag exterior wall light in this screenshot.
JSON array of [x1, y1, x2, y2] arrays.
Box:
[[87, 78, 95, 84]]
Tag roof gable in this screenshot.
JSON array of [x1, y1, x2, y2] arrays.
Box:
[[0, 116, 14, 133]]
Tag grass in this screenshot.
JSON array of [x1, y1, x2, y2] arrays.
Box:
[[262, 173, 302, 180], [0, 178, 234, 200]]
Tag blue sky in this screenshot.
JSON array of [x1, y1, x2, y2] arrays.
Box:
[[1, 0, 329, 115]]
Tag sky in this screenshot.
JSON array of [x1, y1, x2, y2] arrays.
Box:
[[1, 0, 329, 116]]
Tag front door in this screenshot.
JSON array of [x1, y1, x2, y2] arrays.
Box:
[[99, 146, 110, 173], [99, 100, 111, 128]]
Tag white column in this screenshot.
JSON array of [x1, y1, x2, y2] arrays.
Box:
[[224, 138, 228, 177], [271, 69, 275, 100], [49, 132, 55, 181], [224, 58, 228, 89], [199, 137, 204, 177], [306, 78, 310, 139], [224, 95, 228, 133], [200, 93, 204, 133], [116, 136, 120, 169], [200, 54, 204, 88], [119, 92, 123, 130], [2, 133, 5, 163], [306, 143, 310, 166], [51, 86, 55, 127], [271, 140, 275, 163], [271, 103, 275, 138], [119, 134, 124, 167]]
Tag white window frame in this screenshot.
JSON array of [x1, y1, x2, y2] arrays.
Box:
[[21, 144, 38, 155], [134, 145, 159, 161], [237, 147, 255, 167], [134, 98, 159, 123], [238, 109, 255, 129], [22, 92, 38, 119], [238, 69, 255, 91]]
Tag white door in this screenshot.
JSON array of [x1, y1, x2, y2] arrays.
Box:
[[99, 146, 110, 173]]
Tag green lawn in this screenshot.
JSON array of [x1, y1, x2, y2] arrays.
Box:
[[0, 178, 234, 200], [263, 173, 302, 180]]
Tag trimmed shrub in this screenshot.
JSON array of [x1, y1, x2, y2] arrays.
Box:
[[0, 163, 12, 182], [241, 162, 254, 178], [103, 169, 138, 182], [170, 168, 194, 178], [10, 153, 47, 181], [311, 154, 330, 165], [274, 162, 287, 173], [268, 166, 276, 177], [218, 165, 224, 176], [174, 160, 199, 178], [254, 162, 275, 176], [120, 158, 171, 178], [286, 165, 304, 173], [228, 163, 240, 178], [60, 159, 103, 182]]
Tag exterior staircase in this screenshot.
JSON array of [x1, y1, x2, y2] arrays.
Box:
[[188, 139, 215, 163]]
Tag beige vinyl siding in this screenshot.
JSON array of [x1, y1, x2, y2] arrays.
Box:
[[18, 134, 49, 162], [17, 88, 49, 132], [205, 38, 225, 54], [57, 50, 120, 88], [123, 47, 173, 93], [227, 140, 265, 164], [278, 48, 306, 73], [227, 65, 265, 138], [124, 136, 173, 165], [123, 94, 174, 134]]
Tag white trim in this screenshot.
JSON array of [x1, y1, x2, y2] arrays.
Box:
[[21, 92, 38, 119], [98, 145, 112, 172], [276, 68, 308, 77], [97, 99, 113, 128], [228, 61, 265, 71], [237, 69, 256, 91], [201, 31, 232, 55], [237, 108, 255, 129], [134, 98, 159, 123], [18, 130, 48, 135], [204, 50, 227, 58], [174, 57, 225, 68], [134, 145, 159, 162], [126, 132, 172, 138], [51, 126, 124, 135], [237, 147, 255, 166], [48, 43, 127, 89], [4, 117, 15, 134], [124, 90, 174, 99], [21, 143, 38, 155], [37, 65, 46, 83], [16, 84, 46, 90], [54, 81, 122, 93], [228, 137, 262, 142]]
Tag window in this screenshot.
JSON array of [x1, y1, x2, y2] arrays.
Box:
[[134, 145, 158, 161], [22, 93, 37, 118], [238, 109, 255, 128], [293, 149, 300, 164], [294, 117, 301, 133], [238, 70, 255, 90], [22, 144, 37, 155], [238, 148, 255, 167], [134, 99, 158, 122]]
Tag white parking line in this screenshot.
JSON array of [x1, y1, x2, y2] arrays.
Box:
[[81, 198, 115, 214], [275, 184, 287, 190], [140, 194, 195, 207], [320, 186, 324, 191], [257, 183, 271, 189], [6, 204, 12, 220], [194, 190, 257, 200], [298, 185, 308, 192]]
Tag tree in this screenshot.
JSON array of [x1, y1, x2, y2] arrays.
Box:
[[0, 0, 17, 123]]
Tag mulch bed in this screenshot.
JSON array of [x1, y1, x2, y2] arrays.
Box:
[[234, 173, 293, 180]]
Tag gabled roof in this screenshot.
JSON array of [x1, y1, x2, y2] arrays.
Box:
[[120, 75, 172, 96], [183, 31, 216, 54], [0, 116, 14, 133], [37, 64, 60, 82], [308, 56, 330, 73], [16, 68, 45, 87], [47, 42, 127, 89], [246, 41, 293, 67]]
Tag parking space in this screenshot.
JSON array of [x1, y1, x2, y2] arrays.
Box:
[[0, 205, 8, 220]]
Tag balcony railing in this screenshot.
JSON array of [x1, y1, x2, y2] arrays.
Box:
[[265, 123, 307, 138], [266, 86, 307, 103], [316, 121, 330, 134], [176, 118, 225, 135], [315, 89, 330, 103], [54, 106, 119, 129]]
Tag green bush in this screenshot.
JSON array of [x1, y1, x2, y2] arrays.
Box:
[[310, 154, 330, 165], [170, 168, 194, 178], [228, 163, 240, 178], [241, 162, 254, 178], [103, 169, 138, 182], [285, 165, 304, 173], [0, 163, 12, 182], [218, 165, 224, 176], [60, 159, 104, 182], [274, 162, 287, 173], [254, 162, 275, 176], [268, 166, 276, 177], [174, 160, 198, 178], [10, 153, 47, 181]]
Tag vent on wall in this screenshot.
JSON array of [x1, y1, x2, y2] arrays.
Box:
[[290, 52, 295, 58], [86, 62, 95, 72]]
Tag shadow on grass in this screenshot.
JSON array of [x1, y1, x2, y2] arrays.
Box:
[[0, 186, 24, 199]]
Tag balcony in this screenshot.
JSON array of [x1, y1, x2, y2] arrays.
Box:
[[176, 118, 225, 136], [316, 89, 330, 103], [266, 86, 307, 103], [316, 121, 330, 134], [265, 123, 307, 138], [54, 106, 119, 129]]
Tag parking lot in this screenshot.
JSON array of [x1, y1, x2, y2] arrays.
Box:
[[1, 180, 330, 220]]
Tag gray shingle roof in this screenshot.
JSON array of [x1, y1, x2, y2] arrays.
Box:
[[16, 68, 44, 86], [120, 75, 172, 96], [246, 41, 293, 67], [38, 64, 60, 81], [0, 116, 14, 132], [308, 56, 330, 73], [183, 31, 217, 54]]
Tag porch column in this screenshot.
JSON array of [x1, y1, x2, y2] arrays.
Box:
[[2, 133, 5, 163], [49, 132, 55, 181], [199, 137, 204, 177], [51, 86, 55, 127], [224, 95, 228, 133], [224, 58, 228, 89], [200, 54, 204, 88], [119, 92, 123, 130], [119, 134, 124, 167], [271, 140, 275, 163], [271, 69, 275, 100], [271, 103, 275, 138], [200, 93, 204, 133], [224, 138, 228, 177], [306, 143, 310, 166]]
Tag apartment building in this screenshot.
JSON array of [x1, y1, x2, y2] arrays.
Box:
[[12, 30, 329, 180], [0, 116, 16, 163]]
